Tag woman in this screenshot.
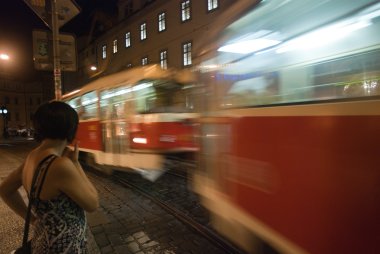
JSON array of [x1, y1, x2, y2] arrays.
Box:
[[0, 101, 99, 253]]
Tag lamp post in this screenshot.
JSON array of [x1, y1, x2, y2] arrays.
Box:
[[0, 53, 10, 139], [0, 106, 9, 139]]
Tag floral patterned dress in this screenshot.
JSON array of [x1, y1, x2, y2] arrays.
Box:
[[30, 155, 87, 253]]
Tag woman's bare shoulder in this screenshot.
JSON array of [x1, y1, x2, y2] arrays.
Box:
[[50, 156, 77, 175]]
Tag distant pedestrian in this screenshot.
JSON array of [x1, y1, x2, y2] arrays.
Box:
[[0, 101, 99, 253]]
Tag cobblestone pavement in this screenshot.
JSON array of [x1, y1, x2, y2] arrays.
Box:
[[0, 139, 36, 253], [87, 173, 229, 254]]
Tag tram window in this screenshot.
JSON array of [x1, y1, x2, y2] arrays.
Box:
[[67, 97, 81, 114], [81, 91, 98, 120], [214, 49, 380, 108], [133, 80, 194, 113], [133, 81, 156, 113], [100, 86, 133, 120]]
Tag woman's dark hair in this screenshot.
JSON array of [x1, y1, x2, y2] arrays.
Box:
[[33, 101, 79, 142]]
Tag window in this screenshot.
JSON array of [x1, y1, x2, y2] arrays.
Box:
[[81, 91, 98, 120], [158, 12, 166, 32], [102, 45, 107, 59], [124, 1, 134, 17], [113, 39, 118, 53], [160, 50, 168, 69], [125, 32, 131, 48], [142, 57, 148, 66], [181, 0, 191, 22], [182, 42, 192, 66], [140, 22, 147, 40], [207, 0, 218, 11]]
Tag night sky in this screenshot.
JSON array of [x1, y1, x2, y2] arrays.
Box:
[[0, 0, 117, 81]]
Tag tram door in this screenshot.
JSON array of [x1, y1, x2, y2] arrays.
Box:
[[100, 86, 132, 165]]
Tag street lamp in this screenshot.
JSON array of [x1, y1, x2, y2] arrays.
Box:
[[0, 106, 8, 139]]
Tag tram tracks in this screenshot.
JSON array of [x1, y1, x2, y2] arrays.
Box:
[[113, 174, 244, 254], [84, 156, 245, 254]]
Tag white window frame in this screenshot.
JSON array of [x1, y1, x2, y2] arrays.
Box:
[[125, 32, 131, 48], [160, 50, 168, 69], [207, 0, 218, 11], [181, 0, 191, 22], [113, 39, 118, 53], [158, 12, 166, 32], [183, 42, 192, 66], [102, 45, 107, 59], [142, 57, 148, 66], [140, 22, 147, 41]]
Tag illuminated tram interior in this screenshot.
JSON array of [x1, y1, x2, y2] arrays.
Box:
[[198, 0, 380, 108]]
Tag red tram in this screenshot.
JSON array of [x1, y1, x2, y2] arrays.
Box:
[[192, 0, 380, 253], [62, 65, 199, 180]]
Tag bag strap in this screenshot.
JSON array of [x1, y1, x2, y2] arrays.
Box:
[[21, 154, 57, 247]]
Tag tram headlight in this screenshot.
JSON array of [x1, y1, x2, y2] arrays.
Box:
[[133, 137, 148, 144]]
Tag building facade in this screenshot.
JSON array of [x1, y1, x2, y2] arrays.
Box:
[[63, 0, 236, 92], [0, 78, 39, 138]]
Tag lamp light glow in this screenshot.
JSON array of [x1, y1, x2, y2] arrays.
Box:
[[0, 53, 10, 60]]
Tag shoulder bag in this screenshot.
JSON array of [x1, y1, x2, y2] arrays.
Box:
[[13, 154, 57, 254]]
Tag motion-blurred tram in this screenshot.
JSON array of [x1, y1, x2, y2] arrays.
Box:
[[62, 65, 199, 180], [192, 0, 380, 253]]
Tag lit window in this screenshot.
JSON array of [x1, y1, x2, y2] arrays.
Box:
[[125, 32, 131, 47], [142, 57, 148, 66], [160, 50, 168, 69], [102, 45, 107, 59], [183, 42, 192, 66], [140, 22, 147, 40], [158, 12, 166, 32], [113, 39, 118, 53], [181, 0, 191, 22], [207, 0, 218, 11]]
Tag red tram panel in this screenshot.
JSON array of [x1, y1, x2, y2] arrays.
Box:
[[75, 120, 102, 151]]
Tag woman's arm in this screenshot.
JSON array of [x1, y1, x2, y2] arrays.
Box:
[[53, 143, 99, 212], [0, 163, 29, 220]]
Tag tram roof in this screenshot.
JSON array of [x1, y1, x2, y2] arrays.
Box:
[[62, 64, 195, 100]]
